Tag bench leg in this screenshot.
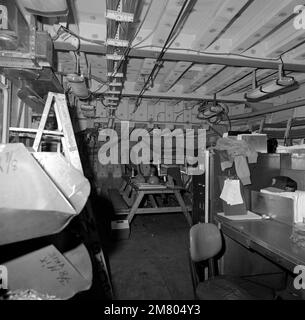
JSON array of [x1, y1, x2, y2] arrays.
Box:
[[127, 191, 145, 224], [119, 180, 128, 194], [174, 190, 192, 226], [122, 185, 134, 207], [149, 195, 158, 208]]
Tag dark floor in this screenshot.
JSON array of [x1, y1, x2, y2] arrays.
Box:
[[107, 213, 194, 300], [104, 212, 303, 301]]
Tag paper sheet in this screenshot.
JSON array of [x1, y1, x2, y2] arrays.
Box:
[[220, 179, 244, 205], [217, 211, 262, 221]]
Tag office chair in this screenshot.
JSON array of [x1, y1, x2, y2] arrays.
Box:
[[189, 223, 273, 300]]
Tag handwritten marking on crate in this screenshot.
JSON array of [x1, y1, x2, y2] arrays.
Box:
[[0, 151, 18, 174]]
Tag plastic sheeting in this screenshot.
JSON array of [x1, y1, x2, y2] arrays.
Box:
[[3, 244, 92, 299], [0, 143, 90, 245]]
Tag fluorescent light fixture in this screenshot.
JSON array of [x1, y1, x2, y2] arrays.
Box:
[[245, 66, 298, 102]]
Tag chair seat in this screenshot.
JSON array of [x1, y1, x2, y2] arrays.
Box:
[[196, 276, 260, 300]]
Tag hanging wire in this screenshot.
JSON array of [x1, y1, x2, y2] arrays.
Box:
[[133, 0, 191, 113], [103, 0, 153, 119], [196, 98, 231, 130], [133, 44, 287, 62]]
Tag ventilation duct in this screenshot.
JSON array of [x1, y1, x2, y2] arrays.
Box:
[[18, 0, 68, 17]]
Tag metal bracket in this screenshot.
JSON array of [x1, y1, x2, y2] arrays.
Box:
[[105, 10, 134, 22], [106, 38, 129, 47], [106, 90, 121, 94], [106, 53, 125, 60], [109, 81, 123, 86], [105, 97, 120, 101], [107, 72, 124, 77]]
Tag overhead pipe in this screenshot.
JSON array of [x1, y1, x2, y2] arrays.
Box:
[[123, 93, 245, 104], [92, 116, 206, 128], [0, 76, 10, 144], [229, 98, 305, 121]]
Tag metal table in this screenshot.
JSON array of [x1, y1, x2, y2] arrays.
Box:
[[215, 214, 305, 273]]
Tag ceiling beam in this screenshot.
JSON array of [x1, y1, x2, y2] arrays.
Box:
[[67, 0, 79, 34], [203, 67, 253, 95], [183, 64, 224, 93], [54, 41, 305, 72], [151, 0, 183, 46], [218, 69, 277, 95], [230, 98, 305, 120], [284, 42, 305, 61], [121, 91, 246, 104], [249, 6, 305, 58], [191, 0, 249, 50], [133, 58, 156, 91], [208, 0, 300, 54], [158, 61, 192, 92]]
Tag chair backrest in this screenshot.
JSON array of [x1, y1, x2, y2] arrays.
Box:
[[190, 223, 222, 262], [167, 167, 183, 187]]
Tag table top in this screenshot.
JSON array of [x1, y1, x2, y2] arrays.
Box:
[[133, 182, 184, 192], [215, 214, 305, 271]]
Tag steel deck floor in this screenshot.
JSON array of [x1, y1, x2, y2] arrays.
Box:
[[107, 213, 194, 300]]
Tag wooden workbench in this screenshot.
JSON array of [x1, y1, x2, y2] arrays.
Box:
[[115, 179, 192, 226]]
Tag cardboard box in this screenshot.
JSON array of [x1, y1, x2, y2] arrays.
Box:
[[111, 220, 130, 240]]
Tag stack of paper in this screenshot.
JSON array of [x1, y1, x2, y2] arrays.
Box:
[[217, 211, 262, 221], [220, 179, 244, 205]]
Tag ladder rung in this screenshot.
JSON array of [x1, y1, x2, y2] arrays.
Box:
[[9, 127, 64, 137]]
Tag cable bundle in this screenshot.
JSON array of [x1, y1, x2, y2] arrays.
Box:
[[197, 100, 230, 127], [133, 0, 197, 112]]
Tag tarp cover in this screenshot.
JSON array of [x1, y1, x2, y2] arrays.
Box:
[[4, 244, 92, 299], [0, 143, 90, 245]]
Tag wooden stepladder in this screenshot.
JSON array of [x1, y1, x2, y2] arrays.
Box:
[[10, 92, 113, 299], [32, 93, 83, 172]]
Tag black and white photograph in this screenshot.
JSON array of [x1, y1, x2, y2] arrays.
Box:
[[1, 0, 305, 308]]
